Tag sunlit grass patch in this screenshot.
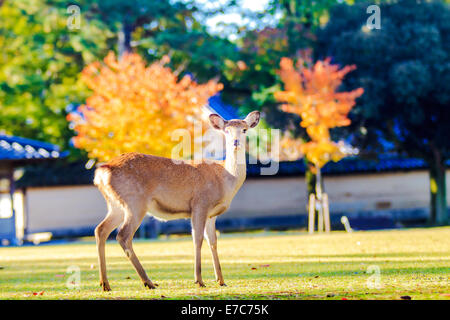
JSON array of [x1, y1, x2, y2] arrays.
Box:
[[0, 227, 449, 300]]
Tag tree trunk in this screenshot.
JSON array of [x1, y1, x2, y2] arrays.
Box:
[[118, 22, 133, 58], [305, 159, 316, 200], [428, 148, 448, 225]]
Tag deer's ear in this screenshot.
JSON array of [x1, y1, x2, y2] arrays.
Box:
[[244, 111, 260, 128], [209, 113, 226, 130]]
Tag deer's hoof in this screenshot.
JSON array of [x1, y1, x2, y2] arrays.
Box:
[[195, 281, 206, 288], [144, 282, 157, 290], [100, 281, 111, 292], [216, 279, 227, 286]]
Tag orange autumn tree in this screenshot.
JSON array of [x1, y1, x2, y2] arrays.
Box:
[[68, 52, 222, 161], [275, 56, 364, 170], [275, 55, 363, 233]]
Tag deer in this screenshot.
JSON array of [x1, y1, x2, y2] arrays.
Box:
[[93, 111, 260, 291]]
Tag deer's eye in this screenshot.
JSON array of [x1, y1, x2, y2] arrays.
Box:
[[243, 129, 247, 133]]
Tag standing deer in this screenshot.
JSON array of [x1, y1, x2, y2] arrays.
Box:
[[94, 111, 260, 291]]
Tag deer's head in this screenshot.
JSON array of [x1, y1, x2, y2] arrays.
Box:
[[209, 111, 260, 151]]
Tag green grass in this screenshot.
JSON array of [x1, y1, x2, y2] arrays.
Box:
[[0, 227, 449, 300]]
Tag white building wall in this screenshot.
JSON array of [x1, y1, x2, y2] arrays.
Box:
[[24, 170, 450, 233], [226, 170, 435, 218], [26, 185, 107, 232]]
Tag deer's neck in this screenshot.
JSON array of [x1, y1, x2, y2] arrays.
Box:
[[224, 147, 247, 193]]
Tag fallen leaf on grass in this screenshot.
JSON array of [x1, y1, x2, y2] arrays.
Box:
[[260, 264, 270, 267], [440, 293, 450, 297], [251, 267, 257, 270], [55, 274, 65, 278], [341, 298, 348, 300], [400, 296, 412, 300], [32, 291, 44, 296]]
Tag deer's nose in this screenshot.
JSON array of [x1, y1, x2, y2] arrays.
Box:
[[233, 139, 240, 147]]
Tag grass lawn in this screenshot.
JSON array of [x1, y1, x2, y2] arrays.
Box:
[[0, 227, 449, 300]]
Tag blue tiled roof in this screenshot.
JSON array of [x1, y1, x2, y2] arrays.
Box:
[[0, 134, 67, 161], [247, 156, 449, 177], [207, 94, 239, 120]]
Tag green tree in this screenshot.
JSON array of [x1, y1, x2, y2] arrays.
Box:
[[77, 0, 239, 82], [317, 0, 450, 224], [0, 0, 113, 155]]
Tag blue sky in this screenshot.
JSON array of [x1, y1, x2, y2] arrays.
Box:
[[194, 0, 272, 38]]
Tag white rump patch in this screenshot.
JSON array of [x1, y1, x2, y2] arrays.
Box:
[[94, 168, 111, 186]]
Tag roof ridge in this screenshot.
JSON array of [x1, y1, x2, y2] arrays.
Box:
[[208, 94, 239, 120], [0, 134, 60, 151]]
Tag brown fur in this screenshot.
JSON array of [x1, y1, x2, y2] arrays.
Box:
[[96, 153, 230, 215]]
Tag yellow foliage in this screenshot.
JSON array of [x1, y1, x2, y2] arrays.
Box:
[[279, 133, 304, 161], [68, 52, 222, 161], [300, 140, 347, 171]]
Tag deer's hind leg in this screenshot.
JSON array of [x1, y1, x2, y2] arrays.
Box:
[[116, 202, 157, 289], [95, 199, 124, 291]]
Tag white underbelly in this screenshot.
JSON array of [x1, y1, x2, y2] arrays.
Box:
[[146, 199, 230, 222], [146, 200, 190, 221], [147, 211, 190, 221]]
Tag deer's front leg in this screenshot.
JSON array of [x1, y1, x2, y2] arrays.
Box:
[[205, 217, 226, 286], [191, 208, 208, 287]]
